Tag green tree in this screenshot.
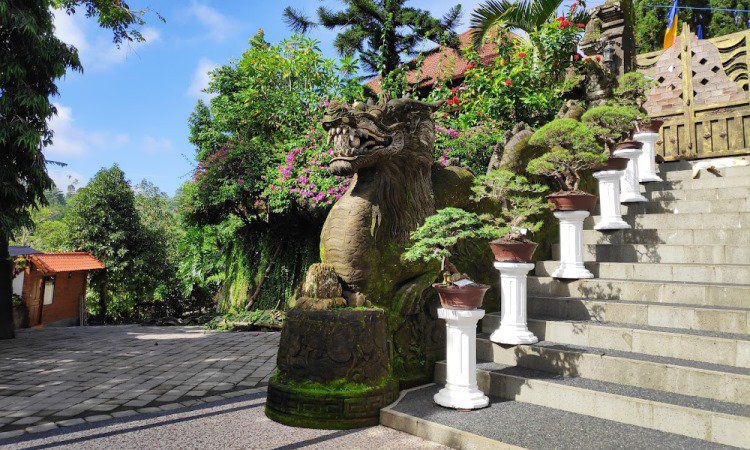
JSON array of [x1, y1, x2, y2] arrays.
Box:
[[66, 166, 151, 321], [282, 0, 462, 78], [708, 0, 746, 37], [0, 0, 149, 338], [471, 0, 589, 44]]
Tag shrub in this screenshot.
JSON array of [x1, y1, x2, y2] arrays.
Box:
[[613, 72, 658, 111], [581, 105, 645, 152], [403, 208, 496, 282], [472, 169, 549, 242], [527, 119, 607, 192]]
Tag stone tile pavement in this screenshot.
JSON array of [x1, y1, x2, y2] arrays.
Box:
[[0, 325, 279, 437]]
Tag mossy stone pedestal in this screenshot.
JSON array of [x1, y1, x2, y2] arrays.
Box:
[[265, 308, 398, 429]]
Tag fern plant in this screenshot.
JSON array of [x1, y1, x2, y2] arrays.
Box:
[[472, 169, 549, 243]]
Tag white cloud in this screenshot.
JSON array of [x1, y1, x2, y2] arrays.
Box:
[[188, 58, 218, 102], [45, 103, 130, 157], [48, 168, 85, 193], [143, 136, 173, 153], [52, 8, 161, 71], [188, 2, 238, 41]]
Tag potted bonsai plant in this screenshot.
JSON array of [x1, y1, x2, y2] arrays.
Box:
[[403, 207, 495, 310], [581, 104, 645, 170], [471, 169, 550, 263], [614, 72, 661, 132], [527, 118, 608, 212]]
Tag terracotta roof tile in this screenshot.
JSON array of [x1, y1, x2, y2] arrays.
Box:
[[29, 252, 105, 274], [366, 28, 513, 93]]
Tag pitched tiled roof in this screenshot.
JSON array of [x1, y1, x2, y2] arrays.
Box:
[[365, 28, 512, 93], [28, 252, 105, 274], [8, 246, 42, 257]]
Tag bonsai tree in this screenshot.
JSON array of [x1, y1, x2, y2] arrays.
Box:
[[527, 118, 607, 193], [471, 169, 550, 243], [613, 72, 658, 112], [403, 208, 495, 284], [581, 105, 645, 152]]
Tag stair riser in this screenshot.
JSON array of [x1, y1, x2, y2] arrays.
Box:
[[641, 176, 750, 192], [482, 317, 750, 368], [536, 261, 750, 284], [528, 277, 750, 308], [585, 213, 749, 230], [527, 297, 750, 334], [581, 228, 750, 246], [435, 363, 750, 448], [595, 198, 750, 215], [475, 339, 750, 404], [645, 186, 750, 202], [661, 164, 750, 181], [552, 244, 750, 264]]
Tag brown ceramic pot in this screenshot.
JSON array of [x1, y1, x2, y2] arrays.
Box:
[[614, 140, 643, 152], [547, 192, 597, 212], [489, 239, 537, 263], [636, 119, 664, 133], [433, 283, 489, 310], [594, 156, 629, 172]]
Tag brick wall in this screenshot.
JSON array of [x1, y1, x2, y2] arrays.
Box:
[[22, 269, 86, 326]]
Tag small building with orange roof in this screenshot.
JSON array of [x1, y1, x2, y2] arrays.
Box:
[[11, 249, 105, 327]]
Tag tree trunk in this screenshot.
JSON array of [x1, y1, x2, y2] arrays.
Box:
[[0, 233, 15, 339]]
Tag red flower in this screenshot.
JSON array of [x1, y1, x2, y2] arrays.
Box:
[[573, 53, 580, 60], [577, 22, 585, 28], [595, 55, 602, 61], [559, 19, 572, 28], [556, 16, 565, 21], [571, 1, 578, 7], [451, 87, 457, 93], [465, 62, 477, 70], [504, 79, 512, 86], [517, 52, 527, 58]]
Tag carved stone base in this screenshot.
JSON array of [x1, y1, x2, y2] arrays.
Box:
[[266, 308, 397, 429]]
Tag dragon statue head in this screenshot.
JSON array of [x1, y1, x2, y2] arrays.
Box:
[[322, 98, 438, 178]]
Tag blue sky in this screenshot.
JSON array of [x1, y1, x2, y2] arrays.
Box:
[[47, 0, 587, 196]]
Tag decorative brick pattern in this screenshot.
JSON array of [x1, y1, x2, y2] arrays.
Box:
[[0, 326, 278, 436]]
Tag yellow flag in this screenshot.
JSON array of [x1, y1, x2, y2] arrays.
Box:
[[663, 0, 679, 49]]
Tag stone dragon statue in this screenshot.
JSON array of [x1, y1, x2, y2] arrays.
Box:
[[296, 97, 495, 382]]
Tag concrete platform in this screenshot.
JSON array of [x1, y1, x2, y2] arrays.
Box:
[[381, 384, 731, 449], [536, 261, 750, 284]]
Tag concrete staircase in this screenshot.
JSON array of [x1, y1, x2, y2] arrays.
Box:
[[383, 160, 750, 449]]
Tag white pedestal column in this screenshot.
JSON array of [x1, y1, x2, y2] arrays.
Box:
[[593, 170, 630, 230], [613, 148, 648, 203], [633, 132, 663, 182], [552, 210, 594, 279], [434, 308, 489, 410], [490, 262, 538, 345]]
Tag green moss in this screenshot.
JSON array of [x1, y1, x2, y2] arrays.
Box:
[[270, 371, 394, 396]]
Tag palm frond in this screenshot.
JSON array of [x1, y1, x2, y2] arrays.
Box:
[[45, 159, 67, 167], [470, 0, 517, 47], [282, 6, 315, 34]]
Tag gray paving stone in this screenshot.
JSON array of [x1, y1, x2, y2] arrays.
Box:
[[57, 418, 86, 427]]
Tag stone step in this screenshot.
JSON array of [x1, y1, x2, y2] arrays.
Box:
[[581, 228, 749, 246], [535, 261, 750, 284], [481, 316, 750, 368], [639, 175, 750, 192], [644, 186, 750, 202], [525, 296, 750, 334], [475, 337, 750, 404], [551, 243, 750, 264], [659, 160, 750, 181], [433, 362, 750, 448], [593, 197, 750, 215], [584, 212, 749, 230], [381, 384, 728, 450], [528, 276, 750, 308]]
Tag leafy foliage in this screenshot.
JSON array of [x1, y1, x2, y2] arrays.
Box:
[[283, 0, 462, 78], [613, 72, 658, 112], [581, 105, 645, 152], [403, 208, 496, 268], [472, 169, 550, 241], [527, 119, 607, 191], [471, 0, 588, 43]]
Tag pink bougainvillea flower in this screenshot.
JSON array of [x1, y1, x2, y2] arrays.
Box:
[[517, 52, 526, 58], [504, 79, 512, 86]]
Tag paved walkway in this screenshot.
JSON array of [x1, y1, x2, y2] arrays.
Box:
[[0, 387, 445, 449], [0, 326, 278, 436]]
